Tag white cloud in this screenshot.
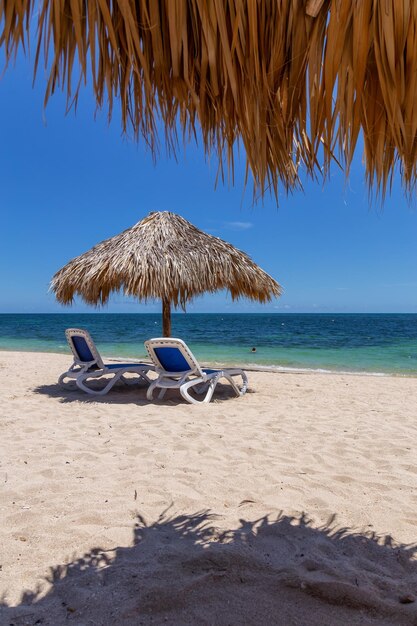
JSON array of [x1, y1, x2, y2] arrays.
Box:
[[223, 221, 254, 230]]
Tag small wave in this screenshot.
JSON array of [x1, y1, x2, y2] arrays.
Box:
[[239, 364, 389, 376], [202, 361, 401, 377]]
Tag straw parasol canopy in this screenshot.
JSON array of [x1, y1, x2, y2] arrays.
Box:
[[50, 211, 282, 336], [2, 1, 417, 198]]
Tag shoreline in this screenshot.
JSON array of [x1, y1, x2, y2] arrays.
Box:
[[1, 347, 417, 379]]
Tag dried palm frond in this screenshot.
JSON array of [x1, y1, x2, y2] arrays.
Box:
[[2, 1, 417, 198], [50, 211, 282, 336]]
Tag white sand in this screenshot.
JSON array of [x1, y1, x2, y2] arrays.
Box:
[[0, 350, 416, 625]]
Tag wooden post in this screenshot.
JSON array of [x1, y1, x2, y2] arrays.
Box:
[[162, 298, 171, 337]]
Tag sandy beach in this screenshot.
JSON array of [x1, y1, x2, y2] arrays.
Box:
[[0, 350, 416, 625]]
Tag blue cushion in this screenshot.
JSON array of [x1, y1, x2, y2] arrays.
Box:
[[154, 347, 191, 372], [72, 336, 95, 362], [202, 368, 220, 375]]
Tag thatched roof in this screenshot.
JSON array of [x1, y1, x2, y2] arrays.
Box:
[[50, 211, 282, 308], [2, 1, 416, 197]]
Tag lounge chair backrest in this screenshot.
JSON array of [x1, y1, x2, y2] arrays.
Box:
[[65, 328, 105, 369], [145, 338, 203, 375]]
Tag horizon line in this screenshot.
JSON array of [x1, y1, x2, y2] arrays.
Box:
[[2, 311, 417, 316]]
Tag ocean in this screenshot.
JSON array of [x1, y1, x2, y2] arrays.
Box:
[[1, 313, 417, 376]]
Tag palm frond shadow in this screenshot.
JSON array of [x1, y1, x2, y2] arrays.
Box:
[[1, 509, 416, 625]]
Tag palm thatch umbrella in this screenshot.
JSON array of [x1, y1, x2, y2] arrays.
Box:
[[50, 211, 282, 336], [2, 1, 417, 198]]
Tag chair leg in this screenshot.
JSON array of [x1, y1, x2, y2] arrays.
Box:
[[76, 371, 123, 396], [194, 381, 210, 395], [140, 371, 153, 384], [58, 372, 69, 388], [225, 375, 240, 397], [180, 376, 218, 404], [59, 371, 83, 390], [146, 380, 158, 400], [76, 368, 153, 396], [157, 388, 167, 400], [238, 371, 249, 395], [180, 371, 248, 404], [147, 381, 167, 401], [58, 366, 80, 389], [147, 372, 175, 401], [223, 371, 249, 397], [121, 370, 153, 386]]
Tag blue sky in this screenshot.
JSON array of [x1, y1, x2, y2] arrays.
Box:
[[1, 51, 417, 314]]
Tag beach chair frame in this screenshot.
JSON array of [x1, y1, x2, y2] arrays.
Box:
[[144, 337, 248, 404], [59, 328, 154, 396]]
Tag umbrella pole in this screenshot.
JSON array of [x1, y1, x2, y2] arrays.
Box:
[[162, 298, 171, 337]]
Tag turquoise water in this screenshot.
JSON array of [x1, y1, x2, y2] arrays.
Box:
[[1, 313, 417, 375]]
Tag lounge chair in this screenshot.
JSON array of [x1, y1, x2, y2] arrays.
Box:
[[59, 328, 154, 396], [144, 337, 248, 404]]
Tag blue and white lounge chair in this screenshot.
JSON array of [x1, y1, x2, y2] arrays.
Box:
[[59, 328, 154, 396], [144, 337, 248, 404]]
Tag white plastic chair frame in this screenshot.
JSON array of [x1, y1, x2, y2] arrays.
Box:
[[144, 337, 248, 404], [59, 328, 154, 396]]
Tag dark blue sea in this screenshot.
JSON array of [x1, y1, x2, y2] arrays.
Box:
[[1, 313, 417, 375]]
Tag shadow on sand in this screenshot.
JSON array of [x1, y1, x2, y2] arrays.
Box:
[[33, 381, 245, 405], [1, 509, 416, 625], [32, 381, 152, 405]]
